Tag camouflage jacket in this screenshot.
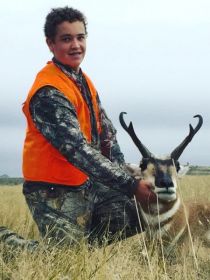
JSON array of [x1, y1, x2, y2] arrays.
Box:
[[27, 59, 137, 195]]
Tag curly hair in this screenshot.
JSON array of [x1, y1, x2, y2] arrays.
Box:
[[44, 6, 87, 40]]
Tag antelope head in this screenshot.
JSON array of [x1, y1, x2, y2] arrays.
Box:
[[119, 112, 203, 202]]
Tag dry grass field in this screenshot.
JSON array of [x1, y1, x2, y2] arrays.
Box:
[[0, 176, 210, 280]]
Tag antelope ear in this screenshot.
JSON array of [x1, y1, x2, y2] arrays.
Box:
[[125, 163, 142, 179], [178, 165, 189, 177]]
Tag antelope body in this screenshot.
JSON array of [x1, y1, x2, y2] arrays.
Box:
[[120, 112, 210, 252]]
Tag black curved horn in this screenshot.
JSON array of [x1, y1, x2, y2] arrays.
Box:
[[119, 112, 153, 158], [170, 114, 203, 160]]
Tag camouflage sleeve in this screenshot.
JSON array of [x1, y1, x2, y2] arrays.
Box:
[[97, 95, 125, 165], [29, 87, 137, 195]]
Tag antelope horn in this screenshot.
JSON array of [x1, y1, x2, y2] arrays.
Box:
[[171, 114, 203, 160], [119, 112, 153, 158]]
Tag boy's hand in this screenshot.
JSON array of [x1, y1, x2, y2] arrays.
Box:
[[134, 179, 157, 206]]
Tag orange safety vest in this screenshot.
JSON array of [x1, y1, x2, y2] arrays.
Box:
[[22, 61, 101, 186]]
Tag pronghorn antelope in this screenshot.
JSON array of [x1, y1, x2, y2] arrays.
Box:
[[120, 112, 210, 253]]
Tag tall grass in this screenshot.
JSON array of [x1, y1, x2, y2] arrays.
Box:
[[0, 176, 210, 279]]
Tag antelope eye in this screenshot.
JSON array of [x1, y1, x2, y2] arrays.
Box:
[[152, 166, 156, 175], [140, 160, 148, 170], [175, 161, 180, 172]]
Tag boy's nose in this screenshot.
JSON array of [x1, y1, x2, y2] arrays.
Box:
[[71, 38, 80, 48]]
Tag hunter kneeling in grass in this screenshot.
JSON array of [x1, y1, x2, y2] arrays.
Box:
[[0, 6, 155, 251]]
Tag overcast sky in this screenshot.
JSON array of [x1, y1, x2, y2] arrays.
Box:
[[0, 0, 210, 176]]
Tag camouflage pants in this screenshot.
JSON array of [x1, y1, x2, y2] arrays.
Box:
[[0, 182, 142, 251], [23, 181, 142, 246], [0, 226, 39, 252]]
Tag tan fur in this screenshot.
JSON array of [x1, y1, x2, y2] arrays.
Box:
[[125, 163, 210, 253], [152, 201, 210, 251], [125, 163, 142, 180]]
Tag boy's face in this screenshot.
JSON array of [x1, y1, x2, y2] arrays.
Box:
[[47, 21, 86, 72]]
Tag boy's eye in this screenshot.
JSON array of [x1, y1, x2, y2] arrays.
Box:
[[61, 36, 71, 42], [62, 37, 70, 42], [61, 34, 86, 42], [77, 35, 85, 40]]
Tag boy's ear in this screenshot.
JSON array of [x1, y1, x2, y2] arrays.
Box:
[[46, 38, 54, 53]]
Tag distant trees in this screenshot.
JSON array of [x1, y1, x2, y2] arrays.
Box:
[[187, 166, 210, 175], [0, 177, 23, 185]]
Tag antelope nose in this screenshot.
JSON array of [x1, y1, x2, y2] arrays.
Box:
[[155, 176, 174, 189]]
